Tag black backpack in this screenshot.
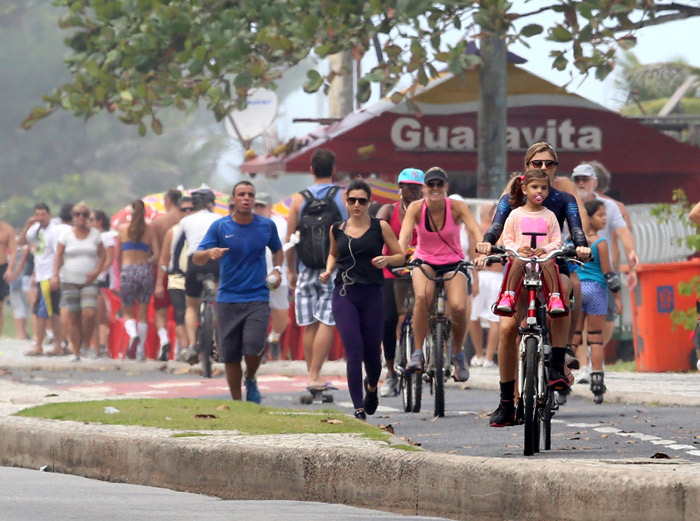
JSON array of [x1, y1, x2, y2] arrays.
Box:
[[296, 186, 343, 269]]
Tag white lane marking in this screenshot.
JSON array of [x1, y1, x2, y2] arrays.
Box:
[[149, 382, 203, 388], [335, 401, 400, 413], [561, 423, 700, 459]]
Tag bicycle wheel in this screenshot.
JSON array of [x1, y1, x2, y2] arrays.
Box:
[[198, 303, 215, 378], [399, 323, 413, 412], [523, 336, 538, 456], [543, 384, 553, 451], [433, 322, 446, 417]]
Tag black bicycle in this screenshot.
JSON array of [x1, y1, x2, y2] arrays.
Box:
[[399, 259, 473, 417], [486, 236, 581, 455], [391, 268, 421, 413], [195, 273, 218, 378]]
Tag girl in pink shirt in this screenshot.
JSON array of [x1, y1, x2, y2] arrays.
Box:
[[497, 169, 565, 315]]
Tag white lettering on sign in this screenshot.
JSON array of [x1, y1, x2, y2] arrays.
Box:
[[390, 117, 602, 152]]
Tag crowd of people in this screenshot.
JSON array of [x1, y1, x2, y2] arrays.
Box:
[[7, 141, 683, 424]]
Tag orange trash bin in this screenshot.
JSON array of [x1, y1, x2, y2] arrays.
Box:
[[630, 259, 700, 372]]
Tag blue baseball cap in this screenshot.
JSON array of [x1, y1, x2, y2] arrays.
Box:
[[397, 168, 424, 185]]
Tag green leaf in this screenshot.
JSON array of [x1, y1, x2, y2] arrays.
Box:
[[520, 24, 543, 38], [138, 121, 146, 136], [303, 69, 323, 93], [435, 52, 450, 63], [120, 90, 133, 102], [549, 25, 573, 43], [151, 116, 163, 135]]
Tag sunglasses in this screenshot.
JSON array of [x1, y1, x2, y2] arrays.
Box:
[[347, 197, 369, 206], [426, 180, 445, 188], [72, 211, 89, 217], [180, 207, 194, 212], [528, 159, 559, 168]]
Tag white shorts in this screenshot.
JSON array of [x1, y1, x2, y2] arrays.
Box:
[[470, 270, 503, 323], [269, 283, 290, 311]]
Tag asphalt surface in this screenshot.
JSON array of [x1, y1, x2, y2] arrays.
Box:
[[0, 467, 453, 521]]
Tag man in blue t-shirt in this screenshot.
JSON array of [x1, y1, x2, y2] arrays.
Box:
[[194, 181, 283, 403]]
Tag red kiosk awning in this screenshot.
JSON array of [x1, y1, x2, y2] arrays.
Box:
[[242, 60, 700, 204]]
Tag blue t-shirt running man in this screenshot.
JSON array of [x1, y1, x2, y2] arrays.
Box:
[[198, 214, 282, 303]]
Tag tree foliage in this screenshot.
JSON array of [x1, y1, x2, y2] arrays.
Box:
[[23, 0, 700, 135], [0, 1, 228, 226]]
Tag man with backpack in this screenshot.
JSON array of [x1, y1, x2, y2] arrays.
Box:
[[286, 149, 347, 389]]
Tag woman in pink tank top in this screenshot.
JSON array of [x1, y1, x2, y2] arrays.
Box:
[[398, 167, 482, 382]]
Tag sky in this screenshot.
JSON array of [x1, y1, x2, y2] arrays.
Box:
[[218, 9, 700, 186]]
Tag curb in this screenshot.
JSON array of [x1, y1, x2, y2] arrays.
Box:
[[1, 415, 699, 520]]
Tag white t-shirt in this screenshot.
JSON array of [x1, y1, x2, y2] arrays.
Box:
[[97, 230, 116, 284], [265, 214, 288, 285], [175, 210, 222, 256], [26, 221, 59, 282], [58, 227, 102, 284], [594, 193, 627, 264]]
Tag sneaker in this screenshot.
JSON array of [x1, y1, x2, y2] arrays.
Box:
[[363, 379, 379, 415], [489, 400, 516, 427], [483, 359, 497, 369], [549, 364, 570, 391], [379, 372, 399, 397], [186, 347, 199, 366], [565, 346, 580, 370], [496, 293, 515, 314], [406, 350, 424, 372], [451, 352, 470, 382], [354, 409, 367, 421], [158, 342, 171, 362], [126, 336, 139, 360], [548, 294, 566, 315], [69, 354, 81, 363], [245, 379, 261, 404], [470, 355, 484, 367], [575, 365, 591, 385], [98, 344, 109, 358], [176, 348, 189, 363]]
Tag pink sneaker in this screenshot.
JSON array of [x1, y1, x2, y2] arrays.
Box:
[[548, 294, 566, 315], [496, 293, 515, 314]]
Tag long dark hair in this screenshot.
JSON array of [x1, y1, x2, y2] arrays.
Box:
[[508, 169, 550, 209], [346, 178, 372, 199], [127, 200, 146, 242], [92, 210, 109, 232]]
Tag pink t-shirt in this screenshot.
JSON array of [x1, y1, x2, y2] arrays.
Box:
[[415, 199, 464, 265], [502, 207, 561, 253]]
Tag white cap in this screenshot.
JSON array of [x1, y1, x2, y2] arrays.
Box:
[[571, 164, 597, 179]]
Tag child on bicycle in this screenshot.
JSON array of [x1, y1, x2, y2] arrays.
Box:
[[496, 169, 566, 316], [571, 199, 622, 403]]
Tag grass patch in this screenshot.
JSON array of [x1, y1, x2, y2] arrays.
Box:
[[14, 398, 388, 441], [606, 360, 637, 372]]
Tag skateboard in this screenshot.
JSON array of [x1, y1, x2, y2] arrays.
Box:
[[300, 386, 338, 404]]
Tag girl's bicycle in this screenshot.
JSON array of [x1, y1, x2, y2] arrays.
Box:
[[391, 269, 421, 413], [397, 259, 473, 417], [486, 234, 582, 455]]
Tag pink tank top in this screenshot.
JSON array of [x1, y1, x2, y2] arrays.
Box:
[[415, 199, 464, 265], [383, 202, 418, 279]]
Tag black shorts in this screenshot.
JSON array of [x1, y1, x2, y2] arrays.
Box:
[[0, 264, 9, 300], [216, 301, 270, 363], [185, 255, 219, 298], [556, 257, 570, 278], [417, 260, 469, 277]]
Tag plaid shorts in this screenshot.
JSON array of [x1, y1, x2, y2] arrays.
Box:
[[294, 266, 335, 327]]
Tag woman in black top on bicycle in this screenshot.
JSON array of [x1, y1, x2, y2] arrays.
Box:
[[320, 179, 404, 420]]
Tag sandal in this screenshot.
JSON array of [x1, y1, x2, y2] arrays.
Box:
[[24, 349, 44, 357]]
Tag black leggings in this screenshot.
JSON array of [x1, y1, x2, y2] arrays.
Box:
[[382, 278, 397, 362]]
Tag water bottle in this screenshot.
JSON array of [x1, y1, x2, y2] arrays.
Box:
[[267, 272, 280, 289]]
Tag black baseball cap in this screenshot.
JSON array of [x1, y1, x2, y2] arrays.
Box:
[[424, 167, 448, 183]]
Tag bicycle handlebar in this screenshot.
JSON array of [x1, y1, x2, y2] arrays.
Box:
[[482, 245, 585, 266]]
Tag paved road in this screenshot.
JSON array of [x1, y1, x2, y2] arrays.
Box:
[[6, 364, 700, 461], [0, 466, 452, 521]]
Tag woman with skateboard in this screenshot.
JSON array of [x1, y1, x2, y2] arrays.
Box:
[[320, 179, 404, 420]]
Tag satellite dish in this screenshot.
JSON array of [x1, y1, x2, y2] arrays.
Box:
[[225, 88, 279, 145]]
